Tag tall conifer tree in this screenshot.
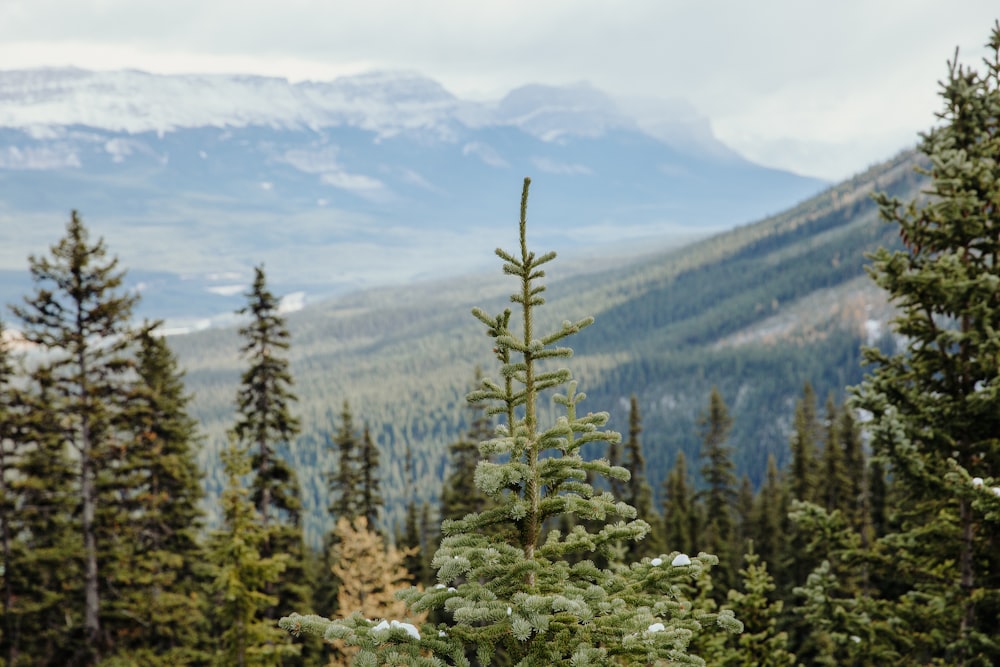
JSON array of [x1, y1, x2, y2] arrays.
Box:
[[12, 212, 140, 660], [622, 394, 660, 559], [107, 327, 208, 662], [698, 388, 737, 591], [853, 23, 1000, 663], [329, 400, 361, 523], [231, 265, 308, 627], [663, 450, 695, 555]]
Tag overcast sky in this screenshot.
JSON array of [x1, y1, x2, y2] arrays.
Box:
[[1, 1, 997, 180]]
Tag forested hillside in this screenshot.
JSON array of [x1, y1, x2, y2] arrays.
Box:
[[169, 148, 922, 545]]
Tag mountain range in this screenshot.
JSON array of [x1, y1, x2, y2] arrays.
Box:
[[165, 149, 920, 545], [0, 68, 827, 330]]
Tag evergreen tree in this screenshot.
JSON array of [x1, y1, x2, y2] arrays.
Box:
[[280, 178, 741, 665], [358, 424, 383, 529], [208, 446, 298, 667], [2, 364, 80, 664], [441, 369, 492, 525], [104, 327, 209, 663], [231, 265, 308, 624], [819, 395, 845, 515], [698, 387, 737, 591], [328, 401, 360, 523], [752, 455, 786, 579], [621, 394, 660, 559], [663, 450, 694, 555], [787, 382, 820, 504], [12, 211, 140, 661], [720, 549, 795, 667], [232, 265, 303, 532], [837, 403, 865, 531], [853, 23, 1000, 662], [0, 320, 28, 665]]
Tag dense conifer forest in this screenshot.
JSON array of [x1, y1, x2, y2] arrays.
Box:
[[1, 20, 1000, 666]]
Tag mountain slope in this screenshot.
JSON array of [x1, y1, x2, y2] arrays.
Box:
[[164, 150, 921, 545]]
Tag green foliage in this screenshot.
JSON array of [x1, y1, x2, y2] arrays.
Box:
[[329, 401, 361, 523], [698, 388, 737, 591], [102, 328, 210, 663], [280, 178, 741, 665], [720, 550, 795, 667], [233, 265, 303, 530], [12, 211, 143, 661], [209, 446, 299, 667], [621, 394, 661, 560], [853, 23, 1000, 664], [663, 451, 696, 556]]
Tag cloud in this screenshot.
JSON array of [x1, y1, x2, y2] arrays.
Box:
[[462, 142, 508, 168], [1, 0, 999, 179], [530, 157, 591, 176]]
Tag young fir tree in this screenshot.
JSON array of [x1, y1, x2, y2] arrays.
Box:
[[11, 211, 141, 661], [852, 23, 1000, 663], [232, 265, 309, 621], [621, 394, 661, 560], [662, 450, 695, 556], [105, 327, 209, 662], [209, 445, 299, 667], [280, 178, 741, 666], [697, 388, 737, 592], [719, 549, 795, 667]]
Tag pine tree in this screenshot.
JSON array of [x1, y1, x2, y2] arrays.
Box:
[[621, 394, 661, 560], [105, 327, 209, 662], [2, 364, 80, 664], [209, 445, 299, 667], [837, 403, 865, 531], [788, 382, 820, 504], [441, 369, 492, 525], [818, 395, 844, 515], [231, 265, 308, 623], [358, 424, 383, 528], [281, 178, 741, 665], [698, 387, 737, 591], [328, 401, 360, 523], [752, 455, 786, 580], [720, 549, 795, 667], [853, 23, 1000, 663], [12, 211, 141, 661], [663, 450, 694, 555], [232, 265, 303, 532]]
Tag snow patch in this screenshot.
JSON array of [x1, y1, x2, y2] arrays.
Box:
[[671, 554, 691, 567]]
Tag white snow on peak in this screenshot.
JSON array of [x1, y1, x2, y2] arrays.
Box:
[[0, 68, 463, 137], [671, 554, 691, 567], [0, 68, 723, 153], [650, 557, 663, 566], [647, 622, 665, 633]]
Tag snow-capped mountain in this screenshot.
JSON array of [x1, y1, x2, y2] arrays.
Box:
[[0, 68, 827, 327]]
